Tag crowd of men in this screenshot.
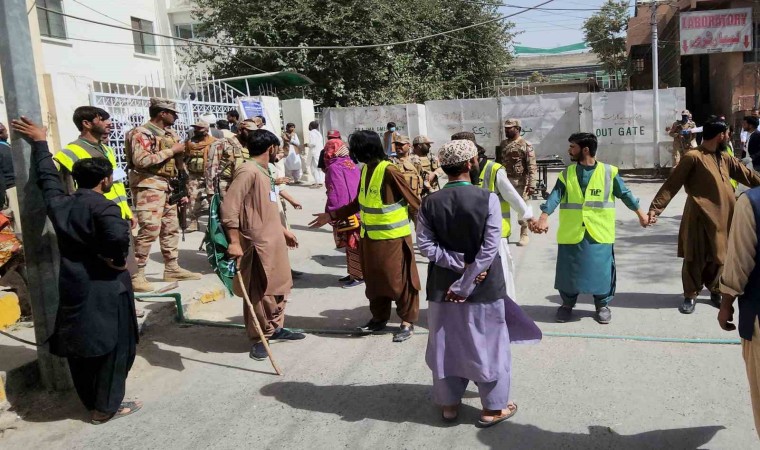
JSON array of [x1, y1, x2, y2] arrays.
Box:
[[8, 101, 760, 433]]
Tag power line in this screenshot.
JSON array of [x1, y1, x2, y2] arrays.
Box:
[[70, 0, 130, 27], [36, 0, 555, 51]]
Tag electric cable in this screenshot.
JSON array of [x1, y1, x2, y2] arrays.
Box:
[[36, 0, 555, 51]]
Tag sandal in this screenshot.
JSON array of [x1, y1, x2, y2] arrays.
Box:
[[477, 402, 517, 428], [91, 401, 143, 425]]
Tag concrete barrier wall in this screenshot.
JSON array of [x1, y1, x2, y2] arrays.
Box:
[[321, 88, 686, 169]]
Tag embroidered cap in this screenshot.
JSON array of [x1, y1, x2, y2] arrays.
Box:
[[438, 140, 477, 167]]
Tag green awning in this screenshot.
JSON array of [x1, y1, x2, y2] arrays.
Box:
[[514, 42, 588, 55], [215, 72, 314, 94]]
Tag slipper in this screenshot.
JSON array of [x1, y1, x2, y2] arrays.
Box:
[[91, 401, 143, 425], [477, 403, 517, 428]]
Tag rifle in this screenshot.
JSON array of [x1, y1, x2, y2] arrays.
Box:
[[168, 170, 189, 241]]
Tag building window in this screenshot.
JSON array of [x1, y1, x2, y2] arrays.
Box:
[[632, 58, 645, 74], [36, 0, 67, 39], [174, 23, 197, 39], [131, 17, 156, 55]]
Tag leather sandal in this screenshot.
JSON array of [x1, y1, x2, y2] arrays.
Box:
[[477, 403, 518, 428]]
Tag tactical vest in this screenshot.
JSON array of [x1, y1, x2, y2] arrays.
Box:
[[358, 161, 412, 240], [477, 160, 512, 238], [54, 143, 132, 220], [186, 137, 213, 175], [124, 125, 178, 178], [418, 156, 440, 195], [392, 157, 422, 197], [219, 138, 248, 180], [557, 163, 617, 244]]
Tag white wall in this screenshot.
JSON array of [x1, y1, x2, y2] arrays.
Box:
[[39, 0, 171, 145]]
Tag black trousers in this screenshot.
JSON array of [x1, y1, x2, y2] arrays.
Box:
[[68, 296, 137, 414]]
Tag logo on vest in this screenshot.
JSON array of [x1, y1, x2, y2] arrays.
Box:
[[590, 188, 602, 196]]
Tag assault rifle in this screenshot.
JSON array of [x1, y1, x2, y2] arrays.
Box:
[[168, 170, 189, 241]]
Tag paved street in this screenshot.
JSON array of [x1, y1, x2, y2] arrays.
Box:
[[0, 171, 755, 449]]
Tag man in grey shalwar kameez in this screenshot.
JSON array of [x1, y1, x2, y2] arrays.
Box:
[[417, 140, 542, 427]]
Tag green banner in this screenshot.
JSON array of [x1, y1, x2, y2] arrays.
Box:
[[514, 42, 588, 54]]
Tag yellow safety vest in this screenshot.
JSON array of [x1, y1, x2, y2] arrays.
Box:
[[358, 160, 412, 240], [477, 160, 511, 238], [54, 143, 133, 220], [557, 163, 617, 244], [727, 142, 738, 190]]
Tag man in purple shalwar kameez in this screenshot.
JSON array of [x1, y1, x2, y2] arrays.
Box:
[[417, 140, 542, 427]]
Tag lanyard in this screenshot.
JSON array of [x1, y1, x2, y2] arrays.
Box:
[[443, 181, 472, 189]]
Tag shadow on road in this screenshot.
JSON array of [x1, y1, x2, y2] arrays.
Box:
[[477, 423, 725, 449], [544, 293, 678, 310], [148, 248, 211, 278], [259, 382, 468, 427], [290, 224, 332, 234]]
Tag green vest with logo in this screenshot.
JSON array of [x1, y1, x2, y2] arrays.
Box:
[[54, 143, 132, 220], [358, 161, 412, 240], [557, 163, 617, 244], [477, 160, 511, 238]]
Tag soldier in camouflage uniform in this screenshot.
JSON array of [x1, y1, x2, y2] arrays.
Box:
[[498, 118, 538, 247], [410, 135, 440, 197], [126, 98, 201, 292], [390, 135, 423, 224], [184, 120, 216, 232], [205, 120, 255, 195], [667, 109, 697, 167]]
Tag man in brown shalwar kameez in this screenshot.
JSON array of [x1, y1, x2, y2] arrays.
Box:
[[649, 119, 760, 314], [310, 130, 421, 342], [222, 129, 305, 360]]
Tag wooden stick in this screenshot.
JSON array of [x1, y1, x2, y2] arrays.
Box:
[[235, 271, 283, 375]]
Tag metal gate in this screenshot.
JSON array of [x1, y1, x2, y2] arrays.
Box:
[[91, 89, 238, 173]]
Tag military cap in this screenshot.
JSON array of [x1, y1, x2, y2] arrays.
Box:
[[393, 135, 411, 144], [150, 97, 177, 113], [413, 135, 433, 145], [192, 120, 210, 129], [504, 118, 521, 128], [451, 131, 476, 143]]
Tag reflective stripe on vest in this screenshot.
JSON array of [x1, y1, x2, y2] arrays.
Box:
[[358, 161, 412, 240], [557, 163, 617, 244], [54, 143, 133, 220], [478, 160, 512, 238]]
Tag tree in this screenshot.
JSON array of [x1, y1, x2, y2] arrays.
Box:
[[528, 71, 548, 83], [186, 0, 515, 106], [583, 0, 630, 90]]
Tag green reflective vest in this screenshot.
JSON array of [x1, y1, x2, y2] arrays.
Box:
[[54, 143, 133, 220], [358, 161, 412, 240], [477, 160, 511, 238], [727, 142, 738, 190], [557, 163, 617, 244]]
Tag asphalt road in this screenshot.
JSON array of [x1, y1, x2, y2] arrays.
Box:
[[1, 173, 755, 449]]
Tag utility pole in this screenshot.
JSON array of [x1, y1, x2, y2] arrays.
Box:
[[651, 2, 661, 170], [0, 0, 71, 390]]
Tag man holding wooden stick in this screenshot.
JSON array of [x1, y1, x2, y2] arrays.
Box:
[[221, 129, 304, 361]]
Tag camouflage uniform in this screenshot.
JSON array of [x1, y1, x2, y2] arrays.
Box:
[[390, 149, 422, 225], [205, 136, 247, 195], [498, 132, 538, 241], [127, 121, 181, 268], [410, 154, 440, 196], [184, 133, 216, 229], [668, 119, 697, 167]]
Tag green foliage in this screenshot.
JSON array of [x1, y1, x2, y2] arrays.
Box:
[[187, 0, 515, 106], [583, 0, 630, 88], [528, 71, 547, 83]]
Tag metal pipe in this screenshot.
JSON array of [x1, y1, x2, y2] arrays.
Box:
[[652, 3, 661, 169]]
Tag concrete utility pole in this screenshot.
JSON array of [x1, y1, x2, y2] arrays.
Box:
[[0, 0, 71, 390], [651, 2, 661, 169]]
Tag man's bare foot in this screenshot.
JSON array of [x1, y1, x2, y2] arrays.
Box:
[[442, 404, 459, 421]]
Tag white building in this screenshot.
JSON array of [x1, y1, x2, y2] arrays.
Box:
[[1, 0, 204, 148]]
